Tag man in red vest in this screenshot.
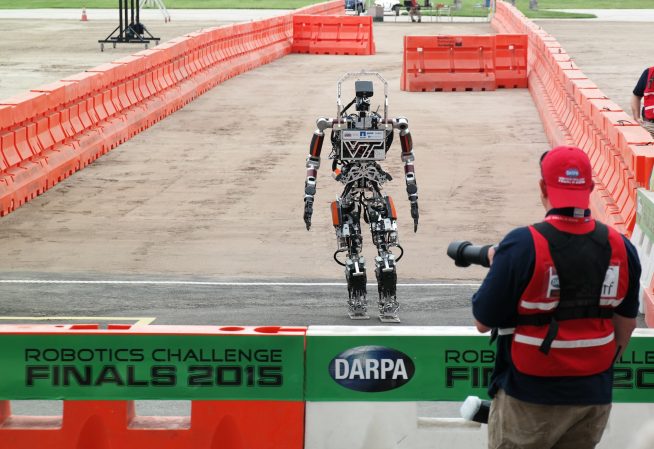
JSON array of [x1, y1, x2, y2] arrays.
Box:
[[472, 146, 641, 449], [631, 67, 654, 136]]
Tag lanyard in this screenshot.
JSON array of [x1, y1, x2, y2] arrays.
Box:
[[545, 208, 591, 224]]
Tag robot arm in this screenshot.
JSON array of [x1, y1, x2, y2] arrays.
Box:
[[393, 117, 419, 232], [304, 117, 334, 230]]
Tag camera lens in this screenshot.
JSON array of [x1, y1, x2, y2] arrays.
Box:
[[447, 241, 492, 268]]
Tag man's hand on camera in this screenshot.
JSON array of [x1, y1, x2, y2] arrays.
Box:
[[487, 245, 496, 266], [410, 201, 419, 232], [304, 196, 314, 231]]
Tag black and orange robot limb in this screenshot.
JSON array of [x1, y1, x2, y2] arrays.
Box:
[[303, 72, 419, 322]]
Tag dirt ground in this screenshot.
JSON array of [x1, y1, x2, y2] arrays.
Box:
[[0, 18, 641, 282], [535, 20, 649, 114], [0, 19, 229, 101]]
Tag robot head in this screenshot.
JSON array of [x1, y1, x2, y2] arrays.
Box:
[[336, 72, 388, 120], [355, 80, 374, 112]]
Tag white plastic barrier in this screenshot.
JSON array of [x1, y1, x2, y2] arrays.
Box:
[[306, 401, 486, 448], [304, 326, 654, 449]]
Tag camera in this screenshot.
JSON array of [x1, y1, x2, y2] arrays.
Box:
[[447, 241, 494, 268], [460, 395, 491, 424], [355, 80, 373, 112]]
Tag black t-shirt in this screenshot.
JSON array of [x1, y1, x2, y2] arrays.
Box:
[[633, 68, 649, 97]]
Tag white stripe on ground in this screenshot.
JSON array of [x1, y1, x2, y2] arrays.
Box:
[[0, 316, 156, 325], [0, 280, 481, 287]]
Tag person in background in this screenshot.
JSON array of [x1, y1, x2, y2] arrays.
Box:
[[631, 67, 654, 136], [472, 146, 641, 449], [407, 0, 421, 22]]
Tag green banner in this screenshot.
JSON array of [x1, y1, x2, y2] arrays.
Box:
[[637, 189, 654, 243], [305, 335, 654, 403], [0, 334, 304, 400]]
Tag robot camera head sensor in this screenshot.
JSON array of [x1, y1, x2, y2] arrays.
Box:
[[355, 80, 374, 99], [355, 80, 374, 112]]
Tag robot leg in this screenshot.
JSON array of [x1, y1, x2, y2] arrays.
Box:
[[332, 199, 368, 319], [370, 195, 400, 323], [375, 253, 399, 323], [346, 255, 368, 320]]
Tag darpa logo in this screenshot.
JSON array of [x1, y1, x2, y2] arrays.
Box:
[[328, 346, 415, 392], [565, 168, 580, 177]]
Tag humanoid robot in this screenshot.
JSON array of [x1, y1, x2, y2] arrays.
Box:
[[302, 72, 419, 322]]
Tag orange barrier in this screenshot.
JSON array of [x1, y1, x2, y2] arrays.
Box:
[[292, 15, 375, 55], [294, 1, 345, 16], [0, 324, 306, 449], [494, 34, 528, 88], [0, 400, 303, 449], [491, 0, 654, 235], [401, 34, 527, 92], [0, 0, 344, 218]]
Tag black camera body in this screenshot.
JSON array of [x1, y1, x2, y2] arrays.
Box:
[[354, 80, 374, 112], [460, 395, 491, 424], [355, 80, 374, 99], [447, 241, 494, 268]]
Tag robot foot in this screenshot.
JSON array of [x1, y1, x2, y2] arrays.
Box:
[[378, 296, 400, 323], [348, 299, 370, 320]]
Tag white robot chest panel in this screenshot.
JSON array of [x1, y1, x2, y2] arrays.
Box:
[[340, 130, 387, 161]]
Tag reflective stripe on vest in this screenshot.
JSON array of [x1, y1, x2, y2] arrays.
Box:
[[519, 299, 558, 311], [644, 67, 654, 120], [514, 332, 614, 349], [518, 290, 624, 311]]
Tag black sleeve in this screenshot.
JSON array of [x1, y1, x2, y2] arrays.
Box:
[[613, 235, 642, 319], [472, 227, 535, 328], [633, 68, 649, 97]]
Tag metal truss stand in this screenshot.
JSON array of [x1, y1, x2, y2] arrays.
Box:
[[99, 0, 160, 52]]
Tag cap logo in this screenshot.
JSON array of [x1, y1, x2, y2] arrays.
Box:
[[558, 175, 586, 185], [557, 167, 586, 185]]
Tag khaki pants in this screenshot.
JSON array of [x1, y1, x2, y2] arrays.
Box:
[[488, 389, 611, 449]]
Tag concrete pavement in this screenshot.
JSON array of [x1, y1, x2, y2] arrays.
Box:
[[552, 8, 654, 21]]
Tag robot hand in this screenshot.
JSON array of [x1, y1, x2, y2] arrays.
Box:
[[304, 196, 314, 231], [410, 201, 419, 233]]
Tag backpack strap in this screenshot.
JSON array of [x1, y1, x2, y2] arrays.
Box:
[[522, 221, 612, 354]]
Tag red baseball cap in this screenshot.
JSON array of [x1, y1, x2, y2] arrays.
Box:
[[541, 146, 593, 208]]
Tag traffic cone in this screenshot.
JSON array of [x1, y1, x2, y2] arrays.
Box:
[[81, 7, 88, 21]]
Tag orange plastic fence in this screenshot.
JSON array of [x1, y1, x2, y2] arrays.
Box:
[[0, 0, 344, 218], [294, 0, 344, 15], [292, 15, 375, 55], [491, 0, 654, 235], [401, 34, 527, 92], [0, 324, 306, 449], [494, 34, 528, 88], [0, 400, 303, 449]]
